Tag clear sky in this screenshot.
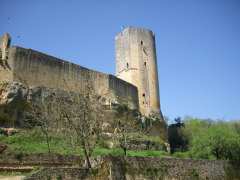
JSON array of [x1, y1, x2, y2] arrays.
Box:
[[1, 0, 240, 121]]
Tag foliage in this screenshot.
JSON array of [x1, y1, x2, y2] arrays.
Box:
[[189, 122, 240, 160], [168, 117, 188, 153], [169, 117, 240, 160]]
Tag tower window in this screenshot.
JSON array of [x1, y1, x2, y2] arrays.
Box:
[[126, 63, 129, 68], [141, 41, 143, 45], [142, 93, 145, 97], [144, 62, 146, 66]]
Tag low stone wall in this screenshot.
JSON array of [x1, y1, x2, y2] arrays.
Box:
[[24, 156, 240, 180], [0, 153, 83, 166]]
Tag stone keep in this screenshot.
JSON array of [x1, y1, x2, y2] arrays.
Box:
[[115, 27, 162, 116]]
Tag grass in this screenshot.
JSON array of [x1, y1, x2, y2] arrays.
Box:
[[0, 129, 168, 158], [127, 150, 168, 157], [0, 129, 83, 155], [92, 147, 168, 157], [126, 132, 165, 145], [0, 171, 27, 176]]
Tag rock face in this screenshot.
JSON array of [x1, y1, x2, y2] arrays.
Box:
[[0, 81, 138, 130], [0, 81, 98, 128], [0, 82, 28, 127]]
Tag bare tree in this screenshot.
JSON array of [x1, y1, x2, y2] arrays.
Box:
[[29, 92, 57, 154], [60, 76, 104, 169], [115, 104, 141, 156]]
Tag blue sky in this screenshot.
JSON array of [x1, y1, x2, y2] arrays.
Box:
[[1, 0, 240, 121]]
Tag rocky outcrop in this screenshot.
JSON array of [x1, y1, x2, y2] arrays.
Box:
[[0, 81, 89, 128], [0, 81, 28, 127]]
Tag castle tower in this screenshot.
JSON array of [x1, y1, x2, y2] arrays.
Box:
[[0, 33, 11, 60], [115, 27, 162, 117]]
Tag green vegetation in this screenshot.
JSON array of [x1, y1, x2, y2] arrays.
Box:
[[93, 147, 168, 157], [0, 129, 167, 158], [168, 117, 240, 160], [0, 171, 27, 176], [2, 117, 239, 161], [0, 129, 83, 155]]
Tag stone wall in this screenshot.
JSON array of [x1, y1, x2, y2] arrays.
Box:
[[0, 46, 138, 110], [24, 156, 240, 180]]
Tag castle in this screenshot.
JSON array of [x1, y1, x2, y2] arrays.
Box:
[[0, 27, 163, 119]]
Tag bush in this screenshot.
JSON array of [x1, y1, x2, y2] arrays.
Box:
[[180, 119, 240, 160], [189, 125, 240, 160]]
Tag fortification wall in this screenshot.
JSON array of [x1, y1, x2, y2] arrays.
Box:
[[0, 46, 138, 109]]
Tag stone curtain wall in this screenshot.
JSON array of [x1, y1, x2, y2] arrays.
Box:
[[12, 46, 109, 95], [0, 46, 138, 109], [109, 75, 139, 109]]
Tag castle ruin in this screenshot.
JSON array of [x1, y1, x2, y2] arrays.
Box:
[[0, 27, 163, 120]]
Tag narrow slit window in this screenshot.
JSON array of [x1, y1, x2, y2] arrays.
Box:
[[141, 41, 143, 45], [144, 62, 146, 66], [126, 63, 129, 68]]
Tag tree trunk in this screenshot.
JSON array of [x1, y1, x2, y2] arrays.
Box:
[[82, 141, 91, 169]]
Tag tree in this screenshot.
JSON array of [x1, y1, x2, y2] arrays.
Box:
[[114, 104, 141, 156], [190, 124, 240, 160], [60, 77, 104, 169], [180, 118, 240, 160], [168, 117, 188, 153], [29, 90, 58, 154]]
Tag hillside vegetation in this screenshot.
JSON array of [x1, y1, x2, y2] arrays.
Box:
[[168, 117, 240, 160]]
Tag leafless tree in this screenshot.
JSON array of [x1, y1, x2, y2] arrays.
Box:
[[60, 76, 104, 169], [29, 93, 57, 154], [114, 105, 141, 156]]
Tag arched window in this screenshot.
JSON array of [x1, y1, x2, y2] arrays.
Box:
[[126, 63, 129, 68], [144, 62, 146, 66], [141, 41, 143, 45]]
